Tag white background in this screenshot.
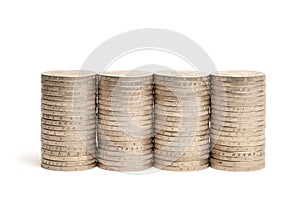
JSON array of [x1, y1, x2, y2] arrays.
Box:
[[0, 0, 299, 199]]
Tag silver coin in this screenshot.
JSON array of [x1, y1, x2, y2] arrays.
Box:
[[41, 163, 96, 171]]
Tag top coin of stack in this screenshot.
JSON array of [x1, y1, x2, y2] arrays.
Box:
[[97, 70, 154, 172], [41, 70, 97, 171], [209, 70, 266, 171], [153, 71, 210, 171]]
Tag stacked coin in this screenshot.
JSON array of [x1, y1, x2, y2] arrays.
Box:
[[97, 70, 154, 171], [41, 70, 97, 171], [153, 71, 210, 171], [210, 70, 266, 171]]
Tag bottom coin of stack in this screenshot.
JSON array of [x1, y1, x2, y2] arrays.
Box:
[[153, 71, 210, 171], [97, 70, 154, 171], [209, 70, 266, 171], [41, 70, 97, 171]]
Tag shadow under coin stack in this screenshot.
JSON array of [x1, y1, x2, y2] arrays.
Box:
[[209, 70, 266, 171], [41, 70, 97, 171], [153, 71, 210, 171], [97, 71, 154, 171]]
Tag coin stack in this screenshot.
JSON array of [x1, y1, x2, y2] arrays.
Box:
[[209, 70, 266, 171], [153, 71, 210, 171], [41, 70, 97, 171], [97, 70, 154, 171]]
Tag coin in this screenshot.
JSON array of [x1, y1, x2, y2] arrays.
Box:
[[154, 109, 209, 117], [42, 94, 96, 102], [154, 71, 209, 81], [41, 163, 96, 171], [41, 128, 96, 136], [155, 124, 209, 132], [99, 79, 153, 87], [99, 119, 152, 127], [210, 153, 265, 162], [99, 84, 153, 91], [154, 129, 209, 137], [41, 148, 96, 157], [42, 85, 96, 92], [154, 138, 209, 147], [41, 99, 95, 107], [154, 79, 209, 87], [155, 144, 209, 152], [154, 120, 208, 128], [41, 89, 96, 97], [98, 109, 153, 116], [154, 85, 209, 93], [155, 158, 208, 166], [154, 115, 210, 123], [210, 163, 265, 171], [98, 143, 153, 151], [42, 70, 96, 80], [210, 99, 265, 107], [211, 149, 265, 157], [154, 153, 209, 162], [41, 118, 96, 126], [210, 110, 265, 118], [211, 144, 265, 152], [210, 134, 265, 142], [42, 80, 96, 87], [211, 139, 265, 147], [42, 154, 96, 162], [98, 158, 152, 167], [99, 99, 153, 107], [98, 134, 152, 142], [154, 148, 210, 157], [41, 124, 96, 131], [154, 99, 210, 107], [211, 115, 265, 123], [100, 70, 153, 80], [41, 139, 96, 147], [211, 104, 265, 112], [100, 139, 152, 147], [210, 158, 265, 167], [210, 119, 265, 128], [41, 133, 95, 141], [99, 114, 152, 121], [154, 88, 210, 97], [41, 158, 96, 167], [98, 163, 153, 171], [98, 128, 153, 137], [98, 153, 153, 162], [98, 104, 153, 112], [155, 133, 208, 142], [42, 143, 96, 152], [98, 148, 152, 157], [98, 124, 152, 132], [99, 95, 153, 102], [210, 70, 265, 80], [154, 163, 209, 171]]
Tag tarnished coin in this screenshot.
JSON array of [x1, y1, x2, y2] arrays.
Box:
[[154, 163, 209, 171], [212, 144, 265, 152], [98, 163, 153, 171], [210, 163, 265, 172], [41, 163, 96, 171]]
